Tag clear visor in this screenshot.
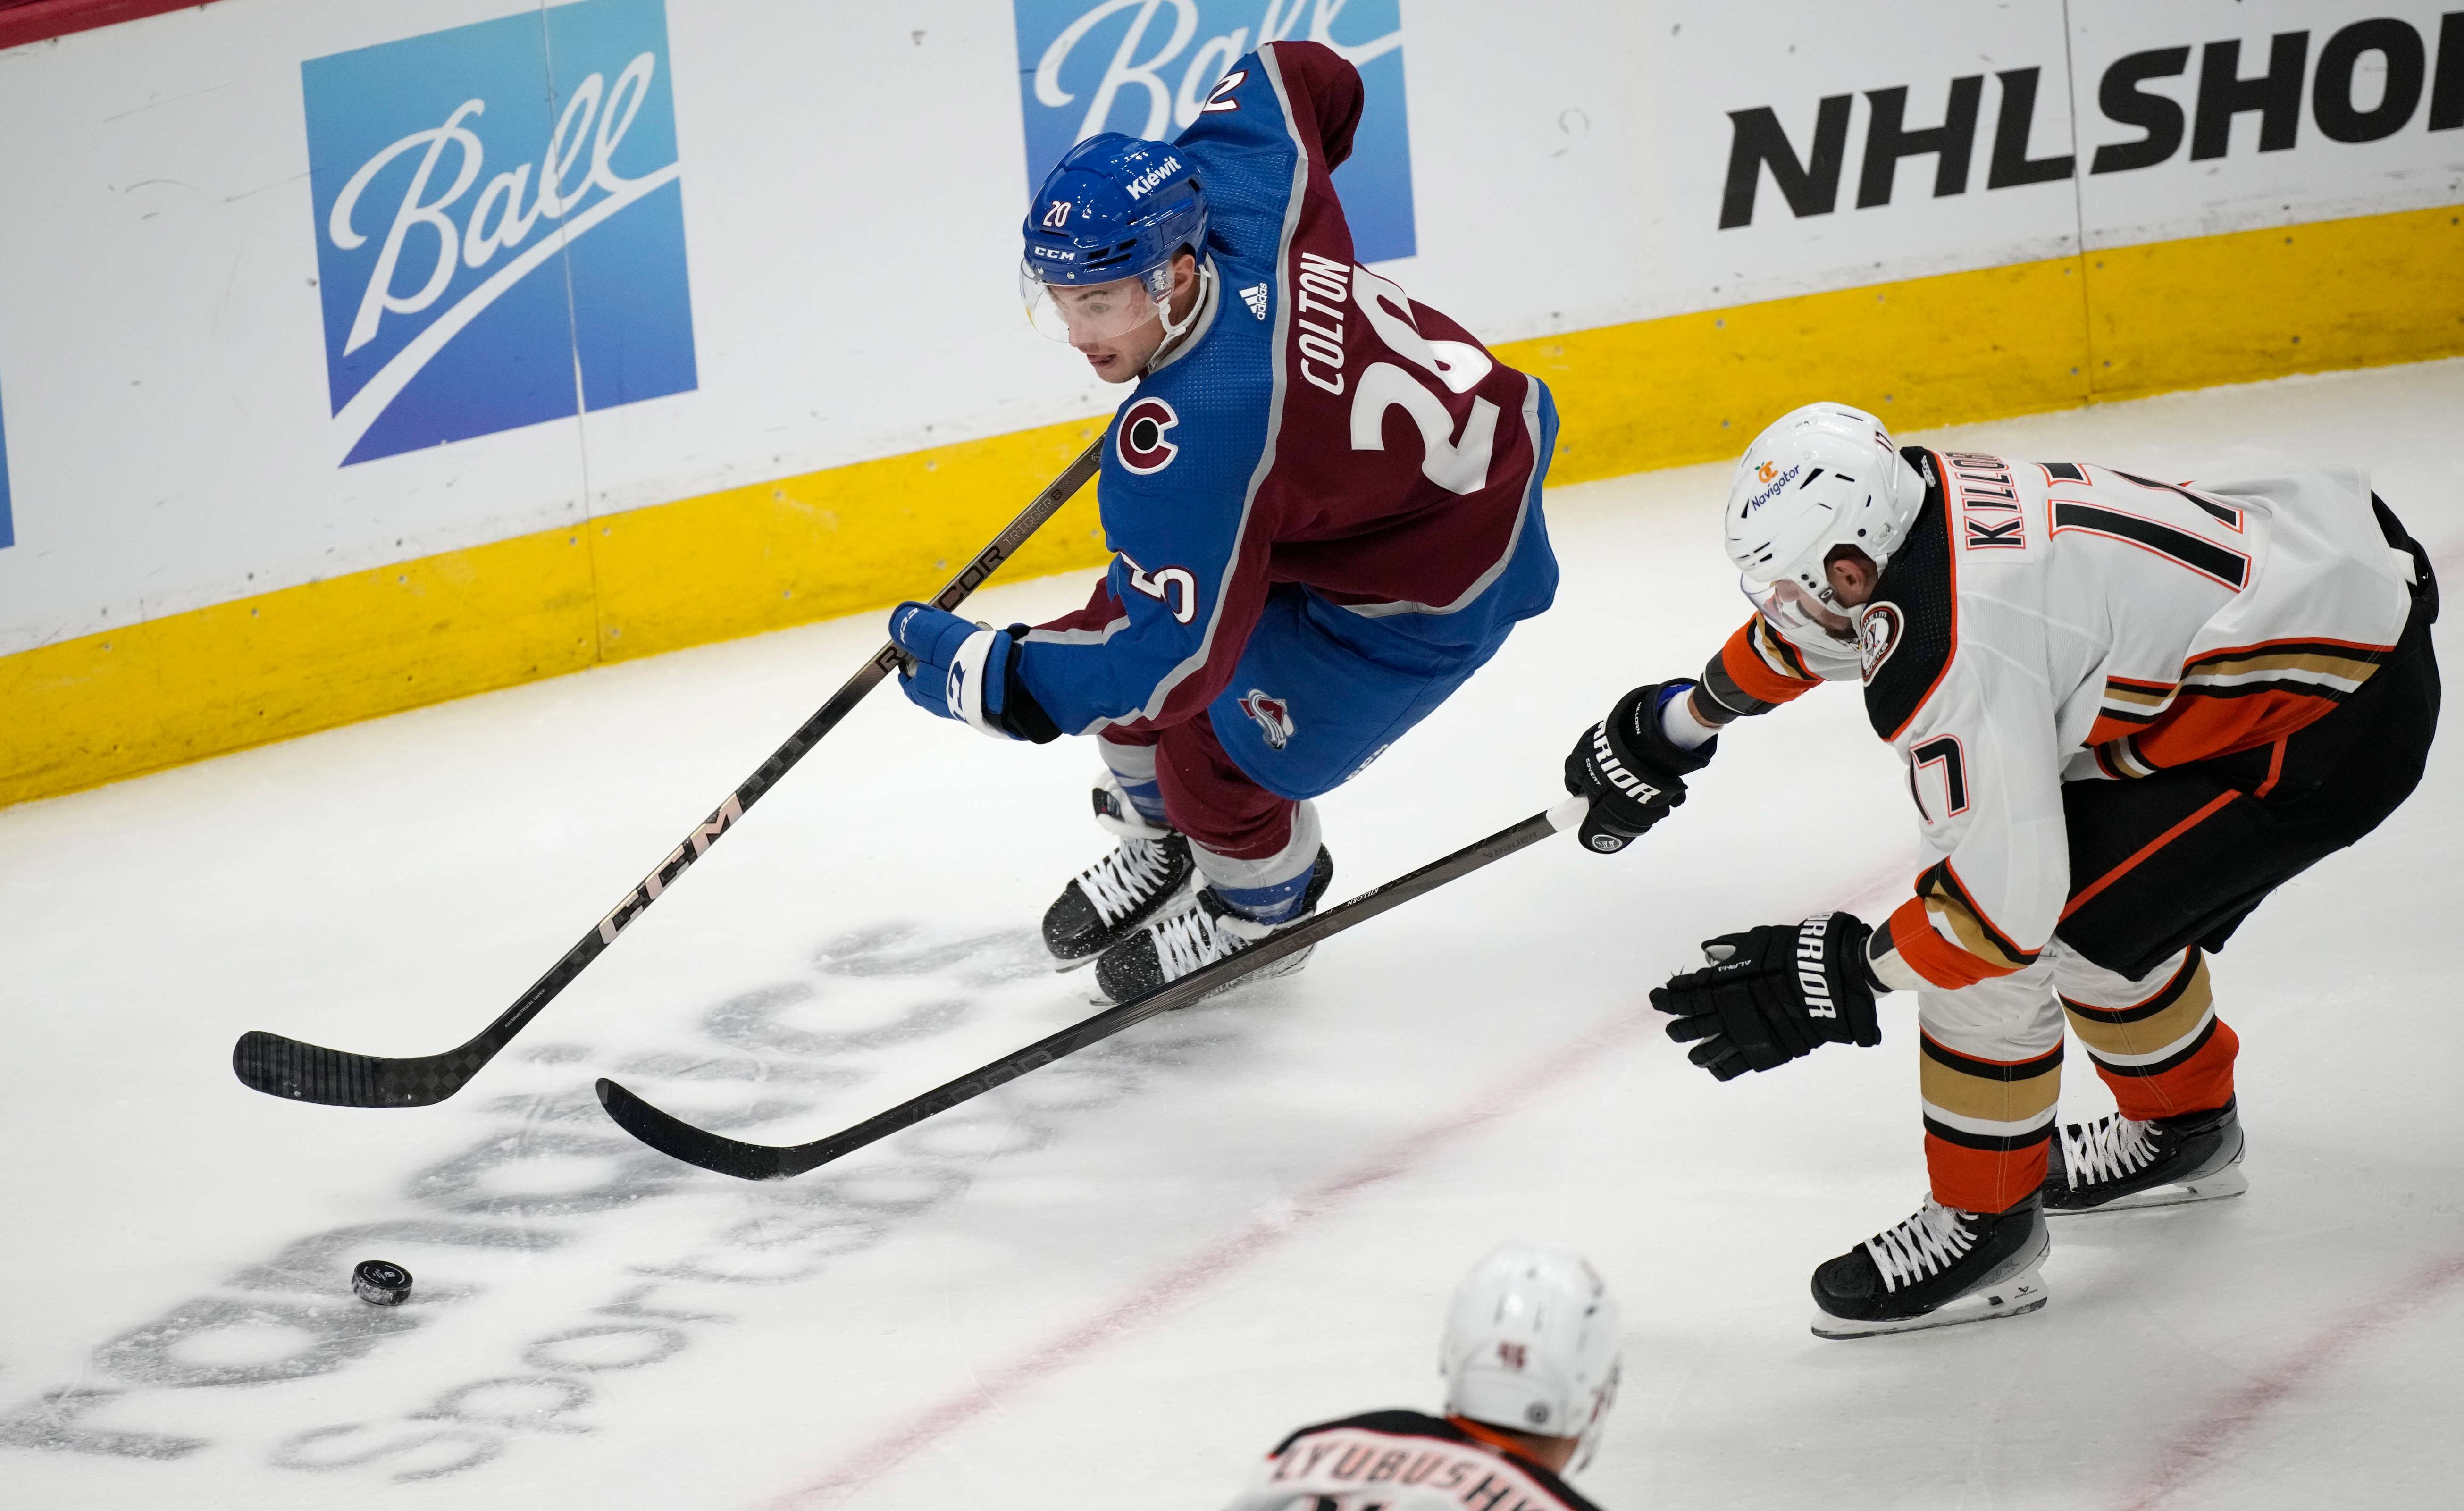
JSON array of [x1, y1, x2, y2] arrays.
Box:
[[1021, 262, 1168, 344], [1742, 572, 1857, 644]]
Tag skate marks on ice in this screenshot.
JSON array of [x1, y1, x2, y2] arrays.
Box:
[[768, 1001, 1675, 1511], [2109, 1247, 2464, 1511], [0, 923, 1255, 1489]]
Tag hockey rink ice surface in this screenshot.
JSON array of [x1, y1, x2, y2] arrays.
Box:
[[5, 361, 2461, 1511]]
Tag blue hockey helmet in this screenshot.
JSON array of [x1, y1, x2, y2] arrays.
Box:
[[1020, 133, 1208, 343]]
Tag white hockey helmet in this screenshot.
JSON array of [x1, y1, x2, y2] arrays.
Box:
[[1724, 402, 1927, 644], [1441, 1242, 1622, 1471]]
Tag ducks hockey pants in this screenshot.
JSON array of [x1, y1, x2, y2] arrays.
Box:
[[1920, 554, 2439, 1214]]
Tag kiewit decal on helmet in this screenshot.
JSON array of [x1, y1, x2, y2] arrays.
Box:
[[1724, 402, 1927, 647], [1441, 1242, 1623, 1471], [1019, 133, 1211, 348]]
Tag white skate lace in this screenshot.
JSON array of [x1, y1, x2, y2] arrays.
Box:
[[1149, 905, 1243, 980], [1864, 1199, 1978, 1293], [2061, 1114, 2159, 1188], [1075, 839, 1176, 926]]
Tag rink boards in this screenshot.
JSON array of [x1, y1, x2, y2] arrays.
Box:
[[0, 0, 2460, 806]]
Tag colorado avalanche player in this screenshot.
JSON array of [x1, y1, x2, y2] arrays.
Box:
[[1224, 1242, 1622, 1511], [1564, 403, 2439, 1337], [886, 41, 1557, 1002]]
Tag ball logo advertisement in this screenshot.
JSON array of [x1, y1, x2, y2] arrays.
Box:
[[1012, 0, 1418, 263], [300, 0, 697, 467]]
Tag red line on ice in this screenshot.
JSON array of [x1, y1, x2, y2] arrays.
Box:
[[757, 1001, 1665, 1510], [2111, 1249, 2464, 1511], [757, 854, 1911, 1511]]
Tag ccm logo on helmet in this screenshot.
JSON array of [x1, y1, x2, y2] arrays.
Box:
[[1116, 397, 1181, 475]]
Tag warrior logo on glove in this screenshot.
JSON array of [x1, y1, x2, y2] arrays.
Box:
[[1796, 915, 1839, 1019], [1562, 681, 1717, 855], [1651, 912, 1883, 1081]]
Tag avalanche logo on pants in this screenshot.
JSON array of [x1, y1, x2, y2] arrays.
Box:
[[1240, 688, 1296, 750], [1116, 397, 1180, 475]]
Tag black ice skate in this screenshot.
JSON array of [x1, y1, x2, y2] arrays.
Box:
[[1091, 847, 1334, 1006], [1041, 780, 1197, 970], [1810, 1193, 2049, 1339], [2042, 1097, 2247, 1215]]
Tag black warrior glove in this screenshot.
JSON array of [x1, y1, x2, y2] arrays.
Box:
[[1650, 913, 1884, 1081], [1562, 682, 1718, 855]]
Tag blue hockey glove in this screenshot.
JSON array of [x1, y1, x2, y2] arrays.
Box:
[[886, 603, 1058, 743]]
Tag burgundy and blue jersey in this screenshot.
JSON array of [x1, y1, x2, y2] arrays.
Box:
[[1016, 42, 1558, 740]]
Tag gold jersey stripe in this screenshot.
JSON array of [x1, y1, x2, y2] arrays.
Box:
[[2102, 680, 2175, 708], [1924, 878, 2035, 973], [2181, 650, 2381, 683]]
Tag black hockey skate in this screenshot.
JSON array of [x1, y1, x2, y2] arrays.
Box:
[[1091, 847, 1334, 1006], [1041, 781, 1197, 970], [1810, 1193, 2049, 1339], [2042, 1097, 2246, 1215]]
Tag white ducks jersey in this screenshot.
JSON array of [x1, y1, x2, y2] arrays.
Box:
[[1701, 449, 2416, 990]]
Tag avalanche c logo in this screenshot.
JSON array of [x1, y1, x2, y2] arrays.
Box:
[[1116, 397, 1180, 475]]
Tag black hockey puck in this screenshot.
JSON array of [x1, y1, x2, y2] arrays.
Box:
[[352, 1259, 413, 1307]]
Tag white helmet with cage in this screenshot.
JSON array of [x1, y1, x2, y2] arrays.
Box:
[[1724, 402, 1927, 645], [1440, 1242, 1622, 1471]]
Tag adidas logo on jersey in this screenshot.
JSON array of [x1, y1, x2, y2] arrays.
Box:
[[1240, 282, 1269, 319]]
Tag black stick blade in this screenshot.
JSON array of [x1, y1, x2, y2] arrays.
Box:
[[224, 441, 1102, 1116], [594, 801, 1584, 1182], [231, 1030, 478, 1108], [596, 1078, 794, 1179]]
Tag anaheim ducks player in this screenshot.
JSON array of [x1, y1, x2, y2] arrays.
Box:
[[1563, 402, 2439, 1338], [1225, 1242, 1621, 1511]]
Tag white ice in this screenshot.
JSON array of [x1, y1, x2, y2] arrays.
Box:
[[3, 361, 2460, 1511]]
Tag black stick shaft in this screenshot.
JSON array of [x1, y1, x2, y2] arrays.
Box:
[[234, 440, 1103, 1107], [596, 797, 1587, 1178], [520, 443, 1105, 1015]]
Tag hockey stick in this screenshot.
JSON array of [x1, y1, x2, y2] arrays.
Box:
[[231, 440, 1105, 1108], [595, 795, 1592, 1178]]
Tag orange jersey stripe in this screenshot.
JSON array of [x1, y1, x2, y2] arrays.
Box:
[[2131, 685, 2345, 768], [1886, 896, 2011, 990], [1719, 620, 1823, 707]]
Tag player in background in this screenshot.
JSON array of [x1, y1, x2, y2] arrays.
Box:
[[1562, 403, 2439, 1338], [1225, 1242, 1622, 1511], [885, 42, 1558, 1004]]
